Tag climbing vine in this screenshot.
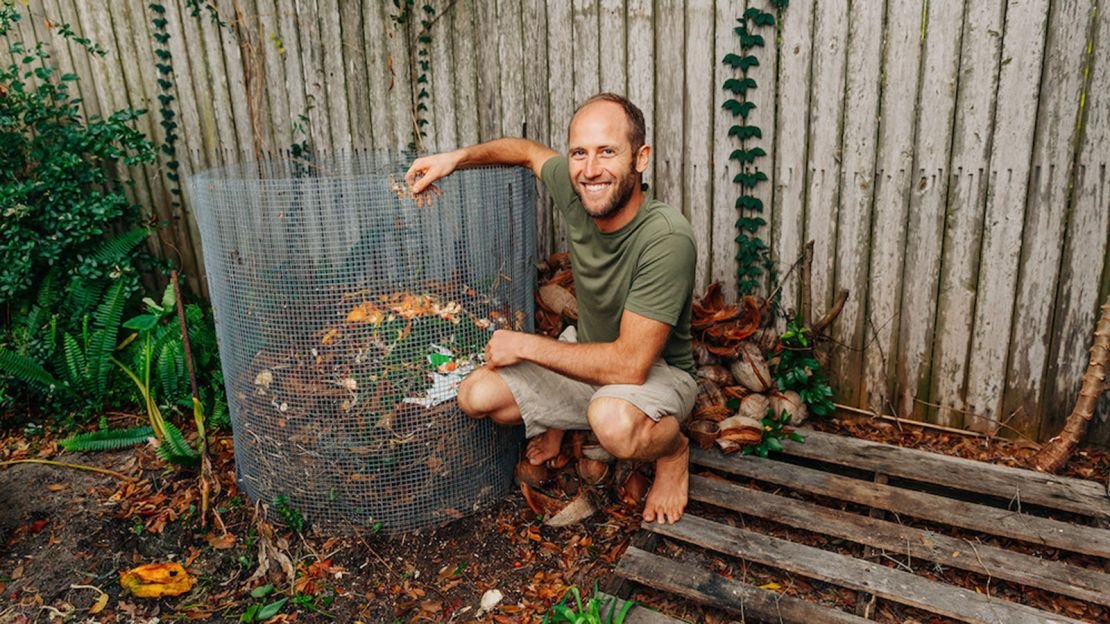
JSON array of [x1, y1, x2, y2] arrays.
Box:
[[391, 0, 437, 152], [722, 1, 788, 298], [147, 3, 182, 213]]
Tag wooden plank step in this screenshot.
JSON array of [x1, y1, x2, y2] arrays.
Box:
[[785, 429, 1110, 519], [614, 547, 871, 624], [689, 474, 1110, 606], [691, 448, 1110, 558], [647, 515, 1088, 624], [596, 592, 690, 624]]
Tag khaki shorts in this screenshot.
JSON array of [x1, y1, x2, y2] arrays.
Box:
[[495, 327, 698, 439]]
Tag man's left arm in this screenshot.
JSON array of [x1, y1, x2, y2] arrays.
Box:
[[483, 310, 669, 386]]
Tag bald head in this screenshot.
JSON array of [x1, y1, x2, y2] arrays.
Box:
[[570, 93, 646, 154]]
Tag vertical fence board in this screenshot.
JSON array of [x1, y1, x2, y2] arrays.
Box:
[[385, 5, 413, 150], [450, 1, 479, 148], [929, 0, 1005, 428], [318, 0, 349, 152], [1040, 7, 1110, 442], [1003, 0, 1092, 438], [572, 0, 599, 108], [771, 0, 814, 322], [745, 0, 780, 304], [214, 0, 253, 158], [497, 0, 525, 138], [711, 0, 740, 299], [684, 0, 714, 290], [654, 0, 684, 211], [474, 0, 501, 142], [803, 0, 848, 321], [363, 0, 395, 151], [626, 0, 654, 185], [276, 1, 306, 153], [863, 0, 921, 414], [340, 1, 370, 150], [598, 0, 626, 95], [964, 0, 1050, 433], [294, 1, 332, 153], [893, 0, 964, 420], [547, 0, 573, 250], [45, 0, 99, 121], [427, 0, 455, 152], [522, 0, 551, 256], [830, 1, 883, 405]]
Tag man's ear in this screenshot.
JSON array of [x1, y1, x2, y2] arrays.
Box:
[[635, 144, 652, 173]]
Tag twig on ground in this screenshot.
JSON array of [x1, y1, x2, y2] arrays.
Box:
[[0, 459, 134, 481]]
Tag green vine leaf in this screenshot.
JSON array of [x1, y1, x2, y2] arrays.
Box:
[[723, 77, 758, 94], [722, 99, 757, 118], [730, 147, 767, 164], [733, 171, 769, 188], [728, 125, 762, 140], [735, 195, 764, 211]]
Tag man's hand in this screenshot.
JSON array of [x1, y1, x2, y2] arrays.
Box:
[[483, 329, 531, 370], [406, 151, 461, 195]]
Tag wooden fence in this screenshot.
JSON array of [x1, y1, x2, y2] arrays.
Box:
[[4, 0, 1108, 443]]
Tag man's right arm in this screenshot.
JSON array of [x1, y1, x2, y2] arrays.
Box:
[[405, 138, 558, 194]]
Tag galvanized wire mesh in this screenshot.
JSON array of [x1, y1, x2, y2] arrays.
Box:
[[188, 153, 535, 532]]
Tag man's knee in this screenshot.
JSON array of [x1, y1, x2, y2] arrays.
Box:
[[587, 397, 647, 459], [458, 368, 516, 422]]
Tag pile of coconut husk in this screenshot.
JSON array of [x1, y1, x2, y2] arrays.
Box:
[[686, 283, 808, 453], [518, 263, 809, 525]]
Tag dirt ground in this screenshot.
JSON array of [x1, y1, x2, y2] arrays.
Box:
[[0, 417, 1107, 623]]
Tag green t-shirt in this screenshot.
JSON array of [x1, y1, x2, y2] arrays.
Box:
[[541, 156, 696, 376]]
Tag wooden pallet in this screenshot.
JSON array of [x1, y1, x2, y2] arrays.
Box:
[[610, 428, 1110, 624]]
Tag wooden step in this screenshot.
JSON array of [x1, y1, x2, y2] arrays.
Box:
[[692, 447, 1110, 558], [688, 473, 1110, 606], [646, 515, 1089, 624]]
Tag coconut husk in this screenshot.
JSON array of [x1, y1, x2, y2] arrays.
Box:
[[729, 341, 772, 392], [688, 419, 720, 449], [538, 283, 578, 320], [576, 458, 610, 485], [739, 393, 770, 421], [697, 364, 734, 387], [694, 378, 726, 412], [693, 404, 732, 422], [692, 340, 716, 366], [717, 415, 763, 445], [722, 385, 750, 400], [618, 470, 650, 506], [513, 460, 552, 489], [769, 390, 807, 426]]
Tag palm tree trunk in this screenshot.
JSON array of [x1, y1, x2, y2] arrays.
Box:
[[1030, 295, 1110, 473]]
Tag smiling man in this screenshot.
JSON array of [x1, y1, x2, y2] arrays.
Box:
[[405, 93, 697, 524]]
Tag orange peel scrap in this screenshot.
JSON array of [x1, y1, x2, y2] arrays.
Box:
[[119, 562, 194, 598]]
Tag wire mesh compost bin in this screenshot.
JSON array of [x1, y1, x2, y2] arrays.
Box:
[[188, 154, 535, 532]]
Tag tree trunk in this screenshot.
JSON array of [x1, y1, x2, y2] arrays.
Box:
[[1030, 295, 1110, 473]]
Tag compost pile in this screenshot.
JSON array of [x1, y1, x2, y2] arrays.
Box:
[[517, 257, 807, 524], [233, 279, 525, 529]]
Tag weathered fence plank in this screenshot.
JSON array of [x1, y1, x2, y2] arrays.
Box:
[[771, 0, 814, 322], [598, 0, 625, 96], [684, 1, 714, 291], [965, 0, 1051, 433], [653, 0, 683, 213], [829, 1, 883, 405], [895, 0, 964, 421], [929, 0, 1006, 428], [497, 0, 525, 140], [863, 0, 921, 415], [1004, 0, 1095, 439]]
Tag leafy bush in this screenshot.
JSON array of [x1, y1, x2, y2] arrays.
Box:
[[0, 3, 154, 305]]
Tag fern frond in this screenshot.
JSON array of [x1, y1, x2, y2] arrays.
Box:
[[93, 280, 127, 332], [156, 421, 199, 466], [34, 268, 62, 310], [67, 278, 106, 318], [59, 426, 153, 452], [157, 340, 184, 406], [89, 227, 150, 266], [0, 349, 61, 391], [61, 332, 87, 390]]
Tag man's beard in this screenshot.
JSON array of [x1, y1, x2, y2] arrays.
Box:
[[575, 164, 639, 220]]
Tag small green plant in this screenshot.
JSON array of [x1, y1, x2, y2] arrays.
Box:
[[543, 584, 636, 624], [240, 583, 288, 623], [273, 494, 305, 533], [775, 318, 835, 417], [745, 410, 806, 458]]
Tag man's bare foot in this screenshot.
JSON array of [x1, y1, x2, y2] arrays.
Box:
[[526, 428, 565, 466], [643, 436, 689, 524]]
